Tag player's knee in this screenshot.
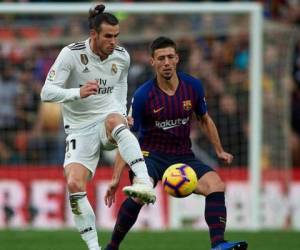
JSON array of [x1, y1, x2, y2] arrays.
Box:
[[67, 177, 85, 193], [196, 172, 226, 195], [208, 179, 225, 193], [105, 113, 126, 134]]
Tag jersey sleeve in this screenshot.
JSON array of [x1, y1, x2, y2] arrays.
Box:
[[40, 47, 81, 103], [112, 50, 130, 115], [130, 90, 145, 132], [193, 79, 208, 116]]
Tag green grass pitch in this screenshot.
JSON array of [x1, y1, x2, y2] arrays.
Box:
[[1, 230, 299, 250]]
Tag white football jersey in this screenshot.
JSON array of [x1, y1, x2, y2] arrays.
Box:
[[41, 39, 130, 129]]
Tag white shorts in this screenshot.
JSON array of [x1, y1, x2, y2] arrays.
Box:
[[63, 120, 117, 176]]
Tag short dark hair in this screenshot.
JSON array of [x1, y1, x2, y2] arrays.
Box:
[[88, 4, 119, 32], [150, 36, 177, 56]]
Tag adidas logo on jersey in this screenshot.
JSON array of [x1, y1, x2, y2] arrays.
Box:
[[82, 67, 90, 73]]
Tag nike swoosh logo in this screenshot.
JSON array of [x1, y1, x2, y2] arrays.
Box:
[[153, 107, 164, 113], [162, 125, 179, 130]]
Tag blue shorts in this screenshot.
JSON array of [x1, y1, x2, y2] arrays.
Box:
[[129, 151, 214, 187]]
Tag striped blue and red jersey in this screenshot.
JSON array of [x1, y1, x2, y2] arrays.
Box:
[[131, 71, 207, 155]]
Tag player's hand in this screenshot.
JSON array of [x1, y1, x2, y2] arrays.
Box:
[[217, 151, 233, 165], [126, 116, 134, 127], [104, 179, 119, 207], [80, 80, 99, 98]]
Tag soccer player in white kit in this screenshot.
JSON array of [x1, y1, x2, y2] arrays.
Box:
[[40, 4, 155, 250]]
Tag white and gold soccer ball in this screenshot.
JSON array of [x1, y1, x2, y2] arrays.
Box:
[[162, 163, 197, 198]]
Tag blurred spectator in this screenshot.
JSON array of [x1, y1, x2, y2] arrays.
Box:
[[214, 94, 248, 167], [293, 40, 300, 89], [0, 62, 21, 163], [288, 6, 300, 167], [291, 28, 300, 167], [25, 102, 65, 164], [13, 67, 64, 164], [291, 83, 300, 166], [127, 44, 153, 99], [15, 67, 41, 130], [0, 62, 19, 131]]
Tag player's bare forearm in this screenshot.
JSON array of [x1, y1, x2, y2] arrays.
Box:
[[111, 150, 127, 183], [105, 150, 127, 207], [198, 113, 233, 165], [199, 113, 223, 153]]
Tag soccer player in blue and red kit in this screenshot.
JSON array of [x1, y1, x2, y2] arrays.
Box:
[[104, 37, 248, 250]]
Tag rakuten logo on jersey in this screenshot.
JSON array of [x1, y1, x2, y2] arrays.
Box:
[[155, 117, 190, 130]]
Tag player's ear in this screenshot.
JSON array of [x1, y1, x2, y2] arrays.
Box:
[[90, 29, 97, 39], [175, 53, 179, 64], [150, 57, 154, 66]]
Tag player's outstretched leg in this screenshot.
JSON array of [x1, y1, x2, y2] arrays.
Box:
[[105, 198, 143, 250], [111, 124, 156, 204], [211, 241, 248, 250]]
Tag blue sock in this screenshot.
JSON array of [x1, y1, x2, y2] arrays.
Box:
[[105, 198, 143, 250], [205, 192, 227, 248]]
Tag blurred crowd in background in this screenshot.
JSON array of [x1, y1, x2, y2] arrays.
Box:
[[0, 1, 300, 169]]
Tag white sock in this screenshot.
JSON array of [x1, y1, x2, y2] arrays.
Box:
[[69, 192, 100, 250], [111, 124, 152, 185]]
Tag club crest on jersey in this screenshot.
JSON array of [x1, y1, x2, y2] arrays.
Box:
[[183, 100, 192, 111], [47, 69, 55, 81], [80, 54, 89, 65], [111, 63, 118, 74]]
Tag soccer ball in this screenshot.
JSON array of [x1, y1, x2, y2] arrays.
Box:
[[162, 163, 197, 198]]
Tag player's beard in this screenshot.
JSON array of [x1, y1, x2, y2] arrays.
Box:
[[162, 70, 173, 81], [105, 46, 115, 55], [163, 75, 172, 81], [99, 46, 110, 56], [96, 38, 114, 59]]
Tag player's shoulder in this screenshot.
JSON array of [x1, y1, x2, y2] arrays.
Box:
[[134, 78, 155, 99], [114, 45, 127, 53], [113, 45, 130, 61], [59, 41, 87, 58], [66, 41, 87, 51], [178, 71, 202, 86], [178, 71, 205, 96], [54, 41, 86, 64]]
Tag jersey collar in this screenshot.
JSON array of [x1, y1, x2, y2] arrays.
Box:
[[85, 38, 112, 63], [85, 38, 100, 60]]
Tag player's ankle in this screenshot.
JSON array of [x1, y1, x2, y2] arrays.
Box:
[[89, 246, 101, 250], [87, 240, 101, 250]]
